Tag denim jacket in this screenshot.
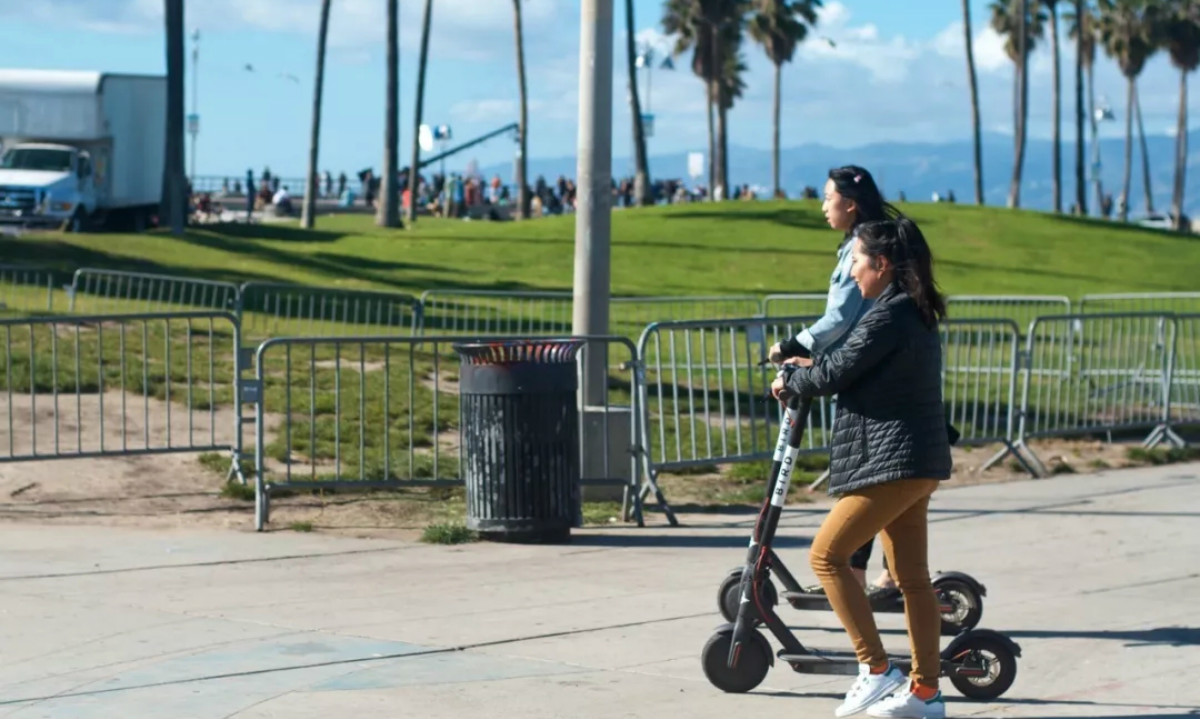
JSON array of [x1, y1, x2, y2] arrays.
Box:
[[797, 237, 873, 356]]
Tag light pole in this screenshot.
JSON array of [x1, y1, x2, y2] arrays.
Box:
[[1091, 99, 1115, 218], [574, 0, 613, 419], [188, 29, 199, 184]]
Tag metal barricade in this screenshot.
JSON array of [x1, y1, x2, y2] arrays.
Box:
[[239, 282, 422, 344], [249, 333, 642, 530], [1079, 292, 1200, 315], [418, 289, 762, 338], [68, 269, 240, 315], [1170, 314, 1199, 429], [0, 264, 58, 315], [940, 319, 1033, 473], [947, 295, 1071, 338], [0, 311, 244, 475], [1015, 313, 1181, 475], [761, 293, 827, 318], [634, 315, 831, 516]]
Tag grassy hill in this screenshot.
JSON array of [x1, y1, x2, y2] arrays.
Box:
[[3, 200, 1197, 298]]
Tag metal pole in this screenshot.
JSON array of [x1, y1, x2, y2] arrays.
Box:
[[190, 29, 199, 183], [573, 0, 613, 409]]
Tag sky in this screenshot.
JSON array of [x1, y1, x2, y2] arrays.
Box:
[[0, 0, 1190, 182]]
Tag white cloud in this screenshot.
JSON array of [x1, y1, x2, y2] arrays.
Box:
[[0, 0, 570, 61]]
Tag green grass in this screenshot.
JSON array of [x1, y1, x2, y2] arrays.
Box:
[[4, 202, 1198, 302], [1125, 446, 1200, 465], [421, 522, 478, 544]]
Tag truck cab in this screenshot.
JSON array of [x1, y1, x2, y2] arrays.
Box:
[[0, 69, 165, 232], [0, 141, 98, 230]]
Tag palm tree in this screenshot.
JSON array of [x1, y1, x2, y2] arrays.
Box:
[[1044, 0, 1064, 213], [748, 0, 820, 199], [990, 0, 1046, 208], [406, 0, 434, 225], [1164, 0, 1200, 230], [163, 0, 186, 236], [1068, 2, 1104, 214], [715, 37, 747, 197], [1071, 0, 1088, 214], [301, 0, 332, 230], [663, 0, 746, 201], [512, 0, 530, 220], [377, 0, 400, 228], [624, 0, 652, 206], [963, 0, 985, 205], [1097, 0, 1159, 222], [1134, 83, 1154, 214]]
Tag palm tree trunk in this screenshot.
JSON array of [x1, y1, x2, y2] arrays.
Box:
[[772, 61, 781, 199], [624, 0, 651, 206], [1072, 0, 1086, 215], [963, 0, 984, 205], [512, 0, 530, 220], [377, 0, 400, 227], [1174, 68, 1189, 231], [1008, 0, 1028, 209], [301, 0, 332, 230], [406, 0, 434, 225], [1089, 62, 1105, 215], [706, 93, 715, 200], [717, 100, 729, 200], [1134, 82, 1153, 215], [1120, 75, 1134, 222], [163, 0, 186, 236], [1049, 4, 1062, 213]]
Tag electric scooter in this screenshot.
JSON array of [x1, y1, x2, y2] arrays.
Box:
[[701, 394, 1020, 698], [715, 404, 986, 636]]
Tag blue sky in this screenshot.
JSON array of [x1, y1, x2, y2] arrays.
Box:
[[0, 0, 1188, 181]]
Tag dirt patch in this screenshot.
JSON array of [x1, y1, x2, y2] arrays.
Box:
[[0, 388, 1194, 539], [313, 359, 387, 373], [654, 435, 1194, 510]]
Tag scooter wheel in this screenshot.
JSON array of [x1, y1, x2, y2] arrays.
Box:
[[718, 568, 778, 623], [935, 578, 984, 635], [948, 634, 1017, 700], [701, 627, 773, 693]]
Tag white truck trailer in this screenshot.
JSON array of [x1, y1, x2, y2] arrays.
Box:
[[0, 69, 166, 231]]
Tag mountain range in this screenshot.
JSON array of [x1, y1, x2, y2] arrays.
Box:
[[480, 130, 1200, 217]]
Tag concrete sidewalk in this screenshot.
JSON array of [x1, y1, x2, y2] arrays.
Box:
[[0, 464, 1197, 718]]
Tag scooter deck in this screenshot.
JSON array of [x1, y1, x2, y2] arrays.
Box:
[[780, 589, 955, 614], [779, 648, 991, 680], [778, 648, 914, 676]]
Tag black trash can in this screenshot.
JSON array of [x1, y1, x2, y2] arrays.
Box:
[[453, 339, 584, 543]]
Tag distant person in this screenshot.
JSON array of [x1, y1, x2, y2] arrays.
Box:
[[245, 168, 256, 221], [272, 184, 293, 215]]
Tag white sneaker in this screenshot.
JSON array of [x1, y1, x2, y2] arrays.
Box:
[[835, 663, 907, 717], [867, 687, 946, 719]]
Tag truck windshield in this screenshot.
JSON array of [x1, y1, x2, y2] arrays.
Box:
[[0, 148, 73, 172]]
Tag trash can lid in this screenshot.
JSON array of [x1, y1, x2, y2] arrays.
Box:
[[452, 339, 585, 365]]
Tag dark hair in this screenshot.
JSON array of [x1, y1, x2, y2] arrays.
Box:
[[828, 165, 900, 230], [855, 218, 947, 328]]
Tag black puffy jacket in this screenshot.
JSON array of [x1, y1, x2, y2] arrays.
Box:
[[784, 282, 952, 495]]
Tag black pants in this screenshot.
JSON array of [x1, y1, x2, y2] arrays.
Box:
[[849, 536, 889, 572]]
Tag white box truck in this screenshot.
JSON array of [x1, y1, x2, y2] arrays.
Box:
[[0, 69, 166, 231]]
